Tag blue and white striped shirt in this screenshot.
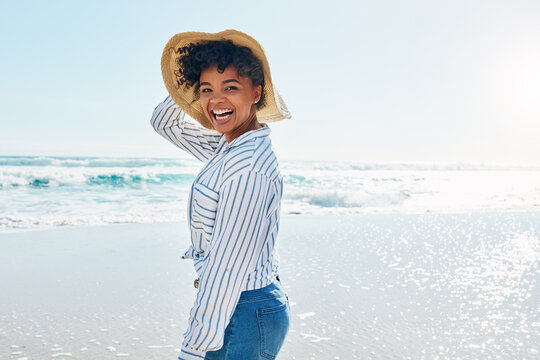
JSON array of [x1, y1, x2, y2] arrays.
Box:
[[150, 96, 283, 359]]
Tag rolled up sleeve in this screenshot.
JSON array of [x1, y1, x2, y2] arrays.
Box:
[[150, 95, 224, 162]]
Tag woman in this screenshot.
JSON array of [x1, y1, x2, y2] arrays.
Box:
[[150, 30, 291, 360]]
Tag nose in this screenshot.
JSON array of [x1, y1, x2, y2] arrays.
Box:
[[209, 90, 225, 104]]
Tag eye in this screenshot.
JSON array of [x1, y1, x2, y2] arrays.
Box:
[[225, 86, 238, 91], [201, 88, 211, 93]]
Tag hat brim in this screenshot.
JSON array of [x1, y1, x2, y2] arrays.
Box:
[[161, 29, 291, 130]]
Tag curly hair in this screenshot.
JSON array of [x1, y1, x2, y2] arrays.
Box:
[[174, 40, 266, 110]]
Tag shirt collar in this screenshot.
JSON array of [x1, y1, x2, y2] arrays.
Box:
[[224, 123, 271, 150]]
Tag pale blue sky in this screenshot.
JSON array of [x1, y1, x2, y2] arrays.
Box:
[[1, 0, 539, 163]]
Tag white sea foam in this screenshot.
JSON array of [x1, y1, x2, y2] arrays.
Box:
[[1, 156, 539, 231]]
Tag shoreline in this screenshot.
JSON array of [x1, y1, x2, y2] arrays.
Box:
[[2, 208, 540, 235]]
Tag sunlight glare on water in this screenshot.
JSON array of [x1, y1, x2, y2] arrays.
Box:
[[279, 213, 540, 359]]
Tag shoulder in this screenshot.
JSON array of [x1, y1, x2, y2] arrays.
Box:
[[220, 137, 281, 190]]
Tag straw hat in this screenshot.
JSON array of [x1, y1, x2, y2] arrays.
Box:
[[161, 29, 291, 130]]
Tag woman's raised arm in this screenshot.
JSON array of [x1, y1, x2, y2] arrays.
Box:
[[150, 95, 225, 162]]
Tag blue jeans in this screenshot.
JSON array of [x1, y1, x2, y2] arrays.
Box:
[[204, 276, 290, 360]]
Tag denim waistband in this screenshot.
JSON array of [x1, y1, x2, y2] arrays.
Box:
[[237, 276, 285, 303]]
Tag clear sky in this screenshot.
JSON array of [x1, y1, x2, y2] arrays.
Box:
[[1, 0, 539, 164]]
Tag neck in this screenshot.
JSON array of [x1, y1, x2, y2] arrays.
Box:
[[225, 111, 262, 143]]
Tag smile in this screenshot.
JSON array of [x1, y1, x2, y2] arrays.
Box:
[[212, 108, 234, 123]]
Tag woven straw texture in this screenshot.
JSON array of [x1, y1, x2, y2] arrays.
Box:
[[161, 29, 291, 130]]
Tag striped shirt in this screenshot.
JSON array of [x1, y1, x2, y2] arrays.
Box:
[[150, 96, 283, 360]]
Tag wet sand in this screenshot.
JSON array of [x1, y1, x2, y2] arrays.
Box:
[[1, 212, 539, 359]]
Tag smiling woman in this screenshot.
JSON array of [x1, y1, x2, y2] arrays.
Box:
[[198, 64, 262, 142], [173, 41, 267, 143], [174, 39, 267, 111], [151, 30, 292, 360]]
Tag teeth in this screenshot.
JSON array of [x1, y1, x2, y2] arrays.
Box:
[[213, 109, 233, 115], [215, 113, 231, 120]]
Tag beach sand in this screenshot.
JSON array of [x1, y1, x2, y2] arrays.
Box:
[[1, 212, 539, 359]]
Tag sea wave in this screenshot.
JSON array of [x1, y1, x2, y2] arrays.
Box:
[[287, 189, 411, 208], [2, 156, 540, 171], [0, 168, 197, 188], [0, 155, 194, 168], [1, 156, 540, 231]]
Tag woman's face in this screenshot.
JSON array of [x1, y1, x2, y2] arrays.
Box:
[[199, 64, 262, 142]]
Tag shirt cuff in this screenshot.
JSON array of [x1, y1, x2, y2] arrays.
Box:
[[181, 246, 196, 260], [179, 342, 206, 360]]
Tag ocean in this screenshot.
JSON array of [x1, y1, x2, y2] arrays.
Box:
[[1, 155, 539, 231]]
